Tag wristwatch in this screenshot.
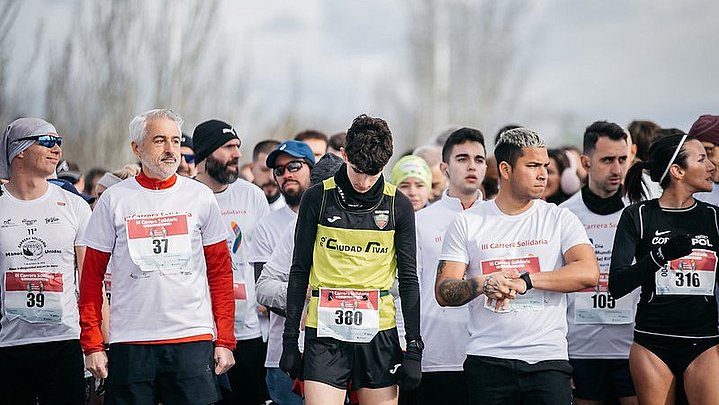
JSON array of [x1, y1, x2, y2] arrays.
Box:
[[519, 271, 533, 294], [406, 339, 424, 352]]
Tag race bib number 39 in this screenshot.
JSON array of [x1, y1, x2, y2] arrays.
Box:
[[4, 272, 63, 324], [656, 249, 717, 296], [575, 273, 633, 324], [317, 288, 380, 343], [481, 256, 544, 313], [126, 214, 192, 272]]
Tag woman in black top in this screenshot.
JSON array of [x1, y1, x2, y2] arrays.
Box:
[[610, 133, 719, 404]]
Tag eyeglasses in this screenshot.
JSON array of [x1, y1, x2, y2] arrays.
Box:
[[15, 135, 63, 149], [273, 160, 305, 177], [182, 154, 195, 164]]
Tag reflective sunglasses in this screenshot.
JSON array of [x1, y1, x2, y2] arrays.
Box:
[[273, 160, 305, 177], [15, 134, 63, 149], [182, 154, 195, 164]]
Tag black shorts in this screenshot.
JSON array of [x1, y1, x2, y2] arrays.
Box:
[[634, 332, 719, 376], [217, 337, 269, 405], [106, 340, 219, 405], [464, 355, 572, 405], [0, 339, 84, 405], [417, 371, 467, 405], [569, 358, 635, 400], [303, 327, 403, 390]]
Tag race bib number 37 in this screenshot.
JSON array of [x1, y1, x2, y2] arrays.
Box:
[[656, 249, 717, 296], [317, 288, 380, 343], [126, 214, 192, 272], [4, 272, 63, 324]]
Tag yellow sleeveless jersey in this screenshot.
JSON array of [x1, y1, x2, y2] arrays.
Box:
[[305, 177, 398, 330]]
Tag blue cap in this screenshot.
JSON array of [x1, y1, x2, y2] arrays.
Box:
[[266, 140, 316, 168]]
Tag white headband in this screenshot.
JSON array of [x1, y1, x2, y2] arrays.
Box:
[[659, 134, 688, 184]]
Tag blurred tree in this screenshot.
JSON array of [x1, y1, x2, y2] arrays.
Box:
[[43, 0, 243, 169], [0, 2, 22, 129], [400, 0, 536, 149]]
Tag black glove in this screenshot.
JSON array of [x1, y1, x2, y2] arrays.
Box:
[[653, 234, 693, 264], [395, 346, 422, 390], [279, 339, 303, 380]]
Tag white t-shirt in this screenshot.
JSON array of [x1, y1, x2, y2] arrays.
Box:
[[269, 194, 287, 212], [416, 191, 479, 372], [81, 176, 229, 343], [255, 222, 305, 368], [0, 184, 91, 346], [214, 179, 270, 341], [247, 205, 296, 265], [696, 183, 719, 206], [439, 199, 590, 363], [561, 192, 638, 359]]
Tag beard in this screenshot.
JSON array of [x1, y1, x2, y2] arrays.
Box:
[[282, 187, 304, 207], [206, 155, 239, 185]]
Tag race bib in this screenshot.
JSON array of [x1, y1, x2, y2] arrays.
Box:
[[656, 249, 717, 296], [481, 256, 544, 313], [4, 272, 64, 324], [103, 272, 112, 305], [234, 282, 247, 327], [574, 273, 633, 324], [126, 214, 192, 272], [317, 288, 380, 343]]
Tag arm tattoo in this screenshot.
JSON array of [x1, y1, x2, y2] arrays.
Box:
[[437, 278, 480, 306]]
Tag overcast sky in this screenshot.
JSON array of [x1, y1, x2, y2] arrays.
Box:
[[7, 0, 719, 152]]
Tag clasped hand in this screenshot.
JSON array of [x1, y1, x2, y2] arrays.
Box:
[[482, 270, 527, 311]]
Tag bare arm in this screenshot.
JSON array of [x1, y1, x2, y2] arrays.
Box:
[[434, 260, 521, 307], [526, 243, 599, 293]]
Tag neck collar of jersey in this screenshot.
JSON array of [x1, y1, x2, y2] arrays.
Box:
[[581, 184, 624, 215], [442, 189, 482, 211], [334, 163, 384, 210], [136, 171, 177, 190]]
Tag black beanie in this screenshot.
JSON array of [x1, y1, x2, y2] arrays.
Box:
[[192, 119, 239, 163]]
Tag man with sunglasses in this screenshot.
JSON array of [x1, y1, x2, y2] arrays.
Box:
[[0, 118, 91, 404], [250, 140, 314, 404], [79, 109, 236, 405], [177, 132, 197, 178], [193, 119, 271, 405], [281, 114, 422, 405]]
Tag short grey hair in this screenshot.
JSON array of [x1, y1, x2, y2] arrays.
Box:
[[496, 127, 545, 149], [412, 144, 442, 167], [128, 108, 183, 144]]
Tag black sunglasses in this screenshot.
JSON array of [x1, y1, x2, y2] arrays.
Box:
[[273, 160, 305, 177], [182, 154, 195, 164], [15, 134, 63, 149]]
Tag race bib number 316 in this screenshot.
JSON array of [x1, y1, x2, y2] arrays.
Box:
[[317, 288, 380, 343], [656, 249, 717, 296]]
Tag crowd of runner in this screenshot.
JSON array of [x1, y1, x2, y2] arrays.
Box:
[[1, 110, 719, 405]]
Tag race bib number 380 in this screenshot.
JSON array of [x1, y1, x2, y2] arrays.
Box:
[[126, 214, 192, 272], [317, 288, 380, 343], [4, 272, 63, 323], [656, 249, 717, 296]]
